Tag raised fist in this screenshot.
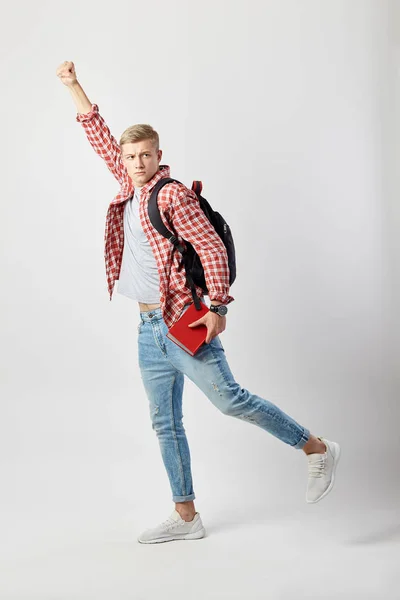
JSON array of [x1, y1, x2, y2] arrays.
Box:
[[56, 61, 78, 87]]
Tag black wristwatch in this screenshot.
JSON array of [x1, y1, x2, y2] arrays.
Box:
[[209, 304, 228, 316]]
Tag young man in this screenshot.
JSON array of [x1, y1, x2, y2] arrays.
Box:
[[57, 61, 341, 544]]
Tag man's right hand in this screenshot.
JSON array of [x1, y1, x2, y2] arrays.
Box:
[[56, 61, 78, 87], [57, 61, 92, 115]]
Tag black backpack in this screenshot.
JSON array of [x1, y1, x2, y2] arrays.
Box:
[[148, 177, 236, 310]]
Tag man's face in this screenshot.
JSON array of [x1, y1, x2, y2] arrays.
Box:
[[121, 140, 162, 187]]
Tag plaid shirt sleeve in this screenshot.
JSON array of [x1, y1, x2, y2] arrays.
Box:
[[76, 104, 127, 186], [169, 186, 234, 305]]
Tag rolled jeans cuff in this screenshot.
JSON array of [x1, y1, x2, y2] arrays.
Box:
[[292, 427, 310, 449], [173, 493, 196, 503]]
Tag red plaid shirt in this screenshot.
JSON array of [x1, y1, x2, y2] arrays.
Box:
[[76, 104, 234, 328]]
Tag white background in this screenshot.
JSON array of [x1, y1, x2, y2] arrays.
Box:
[[1, 0, 399, 598]]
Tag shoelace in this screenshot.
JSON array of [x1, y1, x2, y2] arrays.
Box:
[[160, 516, 182, 530], [307, 454, 326, 478]]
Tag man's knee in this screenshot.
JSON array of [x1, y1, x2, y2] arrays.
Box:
[[214, 382, 247, 417], [150, 404, 184, 435]]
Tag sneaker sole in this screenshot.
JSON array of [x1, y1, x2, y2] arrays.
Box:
[[138, 526, 206, 544], [306, 441, 341, 504]]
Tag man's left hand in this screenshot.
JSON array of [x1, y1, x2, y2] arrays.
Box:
[[188, 311, 226, 344]]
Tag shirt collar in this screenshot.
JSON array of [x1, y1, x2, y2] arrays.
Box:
[[137, 165, 171, 197]]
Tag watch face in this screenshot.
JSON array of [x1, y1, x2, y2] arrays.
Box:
[[218, 305, 228, 316]]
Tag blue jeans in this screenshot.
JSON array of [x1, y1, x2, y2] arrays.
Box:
[[137, 303, 310, 502]]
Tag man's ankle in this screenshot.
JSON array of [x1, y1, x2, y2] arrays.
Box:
[[175, 500, 196, 518], [303, 435, 326, 455], [175, 507, 196, 521]]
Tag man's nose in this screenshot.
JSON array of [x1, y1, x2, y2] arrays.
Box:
[[134, 157, 144, 168]]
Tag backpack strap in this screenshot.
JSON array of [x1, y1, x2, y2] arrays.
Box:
[[192, 181, 203, 195], [148, 178, 185, 253]]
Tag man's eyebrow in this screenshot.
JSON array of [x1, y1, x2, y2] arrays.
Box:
[[124, 150, 153, 157]]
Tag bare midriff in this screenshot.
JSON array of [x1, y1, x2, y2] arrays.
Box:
[[138, 302, 161, 312]]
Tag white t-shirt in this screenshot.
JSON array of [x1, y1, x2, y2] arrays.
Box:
[[117, 186, 161, 303]]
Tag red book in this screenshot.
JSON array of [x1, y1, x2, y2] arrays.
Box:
[[166, 300, 210, 356]]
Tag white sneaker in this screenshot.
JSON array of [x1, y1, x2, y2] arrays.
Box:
[[137, 510, 206, 544], [306, 437, 341, 503]]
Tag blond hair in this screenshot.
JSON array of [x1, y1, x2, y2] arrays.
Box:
[[119, 124, 159, 151]]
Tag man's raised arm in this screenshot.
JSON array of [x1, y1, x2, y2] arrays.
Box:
[[56, 61, 127, 186]]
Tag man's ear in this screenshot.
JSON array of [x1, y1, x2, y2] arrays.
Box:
[[157, 149, 162, 162]]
